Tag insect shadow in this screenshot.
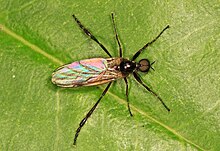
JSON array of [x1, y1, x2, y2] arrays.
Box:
[[52, 13, 170, 145]]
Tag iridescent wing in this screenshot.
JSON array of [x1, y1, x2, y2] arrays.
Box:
[[52, 58, 124, 87]]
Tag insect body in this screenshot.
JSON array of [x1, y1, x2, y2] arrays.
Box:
[[52, 57, 151, 87], [52, 13, 170, 145]]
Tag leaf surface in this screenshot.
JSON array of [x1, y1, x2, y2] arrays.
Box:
[[0, 0, 220, 150]]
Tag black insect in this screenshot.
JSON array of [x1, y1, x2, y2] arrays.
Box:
[[52, 13, 170, 145]]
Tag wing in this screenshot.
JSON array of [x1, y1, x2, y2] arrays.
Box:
[[52, 58, 124, 87]]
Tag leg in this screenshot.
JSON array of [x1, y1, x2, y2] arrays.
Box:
[[73, 82, 112, 145], [72, 15, 112, 57], [132, 25, 170, 61], [133, 72, 170, 112], [124, 78, 133, 116], [111, 13, 122, 57]]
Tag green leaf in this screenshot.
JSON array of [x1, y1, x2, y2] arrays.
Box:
[[0, 0, 219, 150]]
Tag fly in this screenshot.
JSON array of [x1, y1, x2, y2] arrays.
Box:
[[52, 13, 170, 145]]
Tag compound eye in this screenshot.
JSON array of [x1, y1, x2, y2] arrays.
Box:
[[139, 59, 150, 72]]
